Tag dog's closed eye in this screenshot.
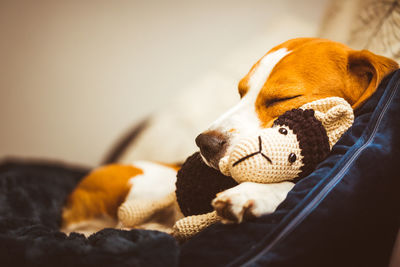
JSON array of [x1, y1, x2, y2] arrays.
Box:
[[265, 95, 302, 107]]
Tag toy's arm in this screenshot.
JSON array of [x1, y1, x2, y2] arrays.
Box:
[[172, 211, 220, 242], [212, 181, 295, 224]]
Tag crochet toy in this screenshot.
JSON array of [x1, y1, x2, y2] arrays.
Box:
[[172, 97, 354, 241]]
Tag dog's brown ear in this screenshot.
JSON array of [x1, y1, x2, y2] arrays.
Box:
[[347, 50, 398, 109]]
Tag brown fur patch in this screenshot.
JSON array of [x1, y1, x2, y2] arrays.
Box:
[[238, 38, 398, 128]]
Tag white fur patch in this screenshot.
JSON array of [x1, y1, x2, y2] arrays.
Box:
[[206, 48, 291, 163], [125, 161, 177, 202]]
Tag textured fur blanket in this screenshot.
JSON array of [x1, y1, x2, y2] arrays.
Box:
[[0, 160, 179, 267]]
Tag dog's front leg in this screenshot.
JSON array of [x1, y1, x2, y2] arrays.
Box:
[[212, 182, 294, 224]]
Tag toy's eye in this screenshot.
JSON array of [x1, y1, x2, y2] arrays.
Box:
[[279, 128, 288, 135], [288, 153, 296, 163]]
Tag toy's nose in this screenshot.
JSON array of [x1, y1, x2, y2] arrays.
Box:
[[195, 131, 228, 168]]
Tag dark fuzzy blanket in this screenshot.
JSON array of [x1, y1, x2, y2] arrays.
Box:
[[0, 160, 179, 267]]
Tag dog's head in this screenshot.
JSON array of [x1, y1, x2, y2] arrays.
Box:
[[196, 38, 398, 169]]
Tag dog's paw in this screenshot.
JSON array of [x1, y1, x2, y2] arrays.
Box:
[[211, 182, 295, 224], [212, 192, 256, 224]]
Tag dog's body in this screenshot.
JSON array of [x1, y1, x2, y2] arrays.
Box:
[[62, 38, 398, 233]]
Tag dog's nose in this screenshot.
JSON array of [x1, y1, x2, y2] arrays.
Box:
[[195, 131, 227, 165]]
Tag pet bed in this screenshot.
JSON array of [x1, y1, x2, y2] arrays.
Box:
[[0, 70, 399, 267]]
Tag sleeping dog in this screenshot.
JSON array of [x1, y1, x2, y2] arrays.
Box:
[[62, 38, 398, 233]]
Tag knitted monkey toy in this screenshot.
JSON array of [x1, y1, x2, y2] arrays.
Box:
[[172, 97, 354, 241]]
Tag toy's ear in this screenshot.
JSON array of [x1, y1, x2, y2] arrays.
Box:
[[347, 50, 398, 110], [300, 97, 354, 148]]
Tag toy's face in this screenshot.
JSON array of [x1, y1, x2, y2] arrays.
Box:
[[219, 125, 304, 184]]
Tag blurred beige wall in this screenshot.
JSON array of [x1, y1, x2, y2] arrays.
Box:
[[0, 0, 328, 166]]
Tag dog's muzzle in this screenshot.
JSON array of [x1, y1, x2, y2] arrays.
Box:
[[195, 130, 228, 169]]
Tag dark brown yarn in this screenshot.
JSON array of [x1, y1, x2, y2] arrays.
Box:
[[176, 152, 238, 216], [273, 109, 330, 179]]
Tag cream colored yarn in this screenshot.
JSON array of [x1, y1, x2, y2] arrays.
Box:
[[172, 211, 220, 242], [300, 97, 354, 148], [219, 126, 303, 184], [118, 192, 176, 227]]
